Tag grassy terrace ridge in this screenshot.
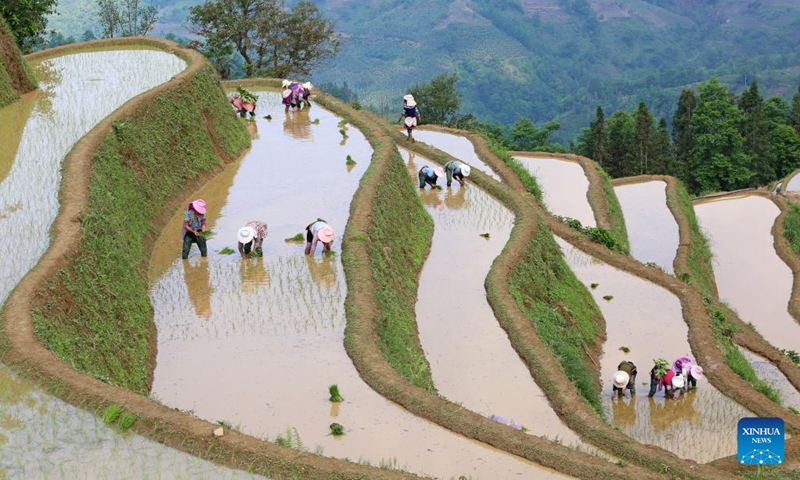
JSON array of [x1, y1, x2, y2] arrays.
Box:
[[596, 168, 630, 255], [0, 44, 417, 480], [0, 17, 37, 109]]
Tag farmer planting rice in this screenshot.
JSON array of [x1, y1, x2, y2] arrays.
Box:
[[672, 356, 704, 390], [182, 199, 207, 259], [648, 358, 678, 398], [418, 165, 445, 189], [399, 94, 420, 142], [612, 360, 638, 397], [444, 160, 471, 187], [237, 220, 267, 258], [305, 218, 335, 255], [299, 82, 313, 108]]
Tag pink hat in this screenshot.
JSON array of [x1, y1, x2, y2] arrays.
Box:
[[434, 167, 445, 178], [192, 199, 206, 214], [690, 365, 703, 379], [318, 226, 334, 243]]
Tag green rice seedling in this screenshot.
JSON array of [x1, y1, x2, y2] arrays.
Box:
[[275, 426, 305, 450], [351, 234, 366, 242], [284, 233, 305, 243], [479, 233, 490, 238], [329, 422, 345, 436], [603, 295, 614, 301], [619, 346, 630, 353], [435, 185, 442, 190], [780, 349, 800, 364], [264, 115, 272, 120], [329, 384, 343, 402], [346, 155, 356, 166], [118, 413, 136, 431], [339, 128, 348, 138], [312, 118, 320, 124], [338, 119, 348, 126], [351, 100, 362, 110], [219, 247, 235, 255], [590, 283, 599, 289], [250, 250, 262, 258], [789, 407, 799, 415], [217, 419, 233, 429], [199, 229, 215, 239], [103, 404, 122, 424]]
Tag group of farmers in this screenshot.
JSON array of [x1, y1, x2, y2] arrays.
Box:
[[281, 79, 313, 112], [612, 356, 704, 399], [181, 199, 334, 260]]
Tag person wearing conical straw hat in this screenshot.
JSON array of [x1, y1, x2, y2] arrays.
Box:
[[672, 355, 703, 390], [182, 199, 208, 260], [444, 160, 471, 187], [612, 360, 637, 397], [237, 220, 267, 258], [399, 94, 421, 142], [305, 218, 335, 255], [418, 165, 445, 189], [299, 82, 313, 108]]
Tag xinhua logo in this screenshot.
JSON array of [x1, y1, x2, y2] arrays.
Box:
[[738, 417, 784, 465]]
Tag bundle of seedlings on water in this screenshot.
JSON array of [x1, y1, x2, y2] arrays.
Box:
[[119, 413, 137, 431], [312, 118, 320, 124], [329, 422, 345, 436], [251, 250, 262, 257], [264, 115, 272, 120], [285, 233, 305, 243], [435, 185, 443, 190], [590, 283, 599, 289], [339, 128, 348, 138], [103, 404, 122, 424], [199, 229, 215, 239], [329, 384, 344, 402], [603, 295, 614, 301], [219, 247, 235, 255], [479, 233, 490, 238], [346, 155, 356, 166], [619, 346, 630, 353], [653, 358, 669, 378]]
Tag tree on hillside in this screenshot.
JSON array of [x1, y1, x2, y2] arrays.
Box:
[[509, 117, 560, 151], [671, 89, 696, 185], [407, 73, 461, 126], [790, 85, 800, 136], [604, 110, 636, 178], [634, 102, 654, 175], [589, 106, 606, 167], [764, 96, 800, 177], [689, 78, 751, 193], [96, 0, 158, 38], [649, 118, 672, 175], [0, 0, 58, 52], [738, 81, 775, 186], [189, 0, 340, 78]]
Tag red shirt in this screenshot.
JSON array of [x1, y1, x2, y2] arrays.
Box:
[[661, 369, 675, 389]]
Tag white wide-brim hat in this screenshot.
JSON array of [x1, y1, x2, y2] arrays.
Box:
[[238, 226, 255, 244], [404, 94, 416, 107], [460, 164, 471, 177], [302, 82, 313, 90], [281, 79, 290, 88], [613, 371, 630, 389], [672, 374, 685, 389], [317, 226, 334, 243]]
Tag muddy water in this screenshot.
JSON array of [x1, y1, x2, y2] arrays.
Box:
[[0, 51, 264, 478], [404, 148, 586, 450], [150, 93, 569, 478], [695, 195, 800, 352], [558, 238, 751, 462], [739, 349, 800, 410], [512, 155, 595, 227], [413, 129, 502, 181], [614, 181, 678, 274]]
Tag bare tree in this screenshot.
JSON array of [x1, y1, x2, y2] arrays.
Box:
[[97, 0, 158, 38]]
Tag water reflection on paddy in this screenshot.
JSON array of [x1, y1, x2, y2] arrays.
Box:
[[513, 155, 595, 226], [614, 181, 678, 273], [149, 93, 569, 478], [413, 129, 502, 181]]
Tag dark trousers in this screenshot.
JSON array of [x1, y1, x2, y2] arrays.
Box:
[[182, 232, 207, 259]]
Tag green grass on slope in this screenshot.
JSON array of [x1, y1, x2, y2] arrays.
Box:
[[368, 143, 435, 391], [597, 169, 630, 255], [784, 202, 800, 256], [0, 17, 37, 109], [33, 65, 249, 393], [509, 220, 603, 413]]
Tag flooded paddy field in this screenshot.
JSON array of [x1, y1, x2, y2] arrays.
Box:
[[695, 195, 800, 353], [613, 181, 678, 274], [739, 348, 800, 411], [0, 49, 263, 478], [512, 155, 595, 226], [403, 148, 587, 450], [413, 129, 502, 181], [149, 93, 570, 479]]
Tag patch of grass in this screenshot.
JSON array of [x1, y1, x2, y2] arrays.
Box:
[[102, 404, 122, 424], [556, 216, 627, 254], [780, 349, 800, 365], [508, 220, 603, 413], [675, 180, 716, 296], [274, 426, 305, 450], [784, 203, 800, 256], [329, 422, 345, 436], [284, 233, 305, 243], [219, 247, 235, 255], [789, 406, 799, 415], [590, 283, 599, 289], [329, 384, 343, 402], [312, 118, 320, 124], [482, 136, 543, 202], [596, 168, 630, 255], [118, 413, 136, 431], [741, 466, 800, 480], [346, 155, 356, 166], [31, 65, 250, 393], [217, 419, 233, 429]]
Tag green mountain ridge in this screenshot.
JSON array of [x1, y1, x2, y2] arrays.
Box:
[[47, 0, 800, 141]]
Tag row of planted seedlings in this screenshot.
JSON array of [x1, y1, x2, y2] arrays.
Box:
[[322, 100, 672, 479], [0, 39, 417, 480], [0, 41, 270, 478], [390, 122, 800, 477]]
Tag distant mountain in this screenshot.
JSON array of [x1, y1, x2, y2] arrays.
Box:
[[47, 0, 800, 141]]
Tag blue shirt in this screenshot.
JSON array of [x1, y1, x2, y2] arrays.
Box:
[[422, 167, 435, 178]]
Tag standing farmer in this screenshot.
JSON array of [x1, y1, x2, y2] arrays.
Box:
[[399, 94, 420, 142], [444, 160, 471, 187], [305, 219, 335, 255], [418, 165, 445, 189], [182, 199, 207, 259]]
